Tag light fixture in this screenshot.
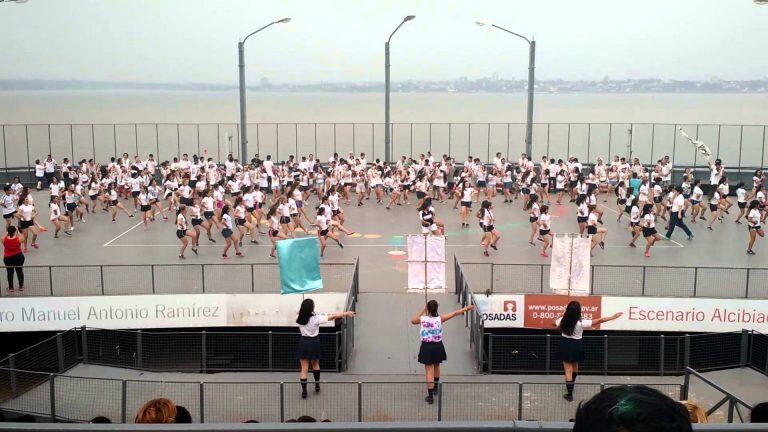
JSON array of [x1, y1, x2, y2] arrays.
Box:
[[276, 17, 291, 23], [404, 15, 415, 21]]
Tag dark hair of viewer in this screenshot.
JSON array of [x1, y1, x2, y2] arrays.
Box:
[[753, 402, 768, 423], [572, 385, 692, 432]]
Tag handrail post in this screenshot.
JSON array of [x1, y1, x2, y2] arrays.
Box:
[[199, 382, 205, 423], [268, 331, 273, 370], [81, 325, 89, 364], [727, 398, 735, 423], [659, 334, 665, 377], [682, 369, 690, 400], [49, 266, 54, 295], [100, 265, 105, 295], [488, 334, 493, 373], [279, 382, 285, 423], [201, 331, 207, 373], [8, 354, 17, 397], [136, 330, 143, 369], [545, 334, 551, 375], [684, 334, 690, 369], [56, 333, 65, 373], [49, 374, 56, 422], [517, 383, 523, 420], [357, 382, 363, 422], [740, 329, 749, 367], [603, 334, 608, 376], [121, 380, 127, 423], [437, 380, 443, 421]]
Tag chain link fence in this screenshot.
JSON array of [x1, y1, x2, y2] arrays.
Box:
[[0, 262, 355, 297], [460, 262, 768, 299], [1, 122, 766, 181]]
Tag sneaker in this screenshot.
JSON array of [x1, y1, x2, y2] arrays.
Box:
[[483, 251, 489, 257], [747, 250, 756, 255], [128, 215, 135, 218], [69, 227, 75, 232], [490, 244, 498, 251], [301, 391, 308, 400], [18, 286, 23, 292], [338, 242, 344, 249], [178, 254, 186, 259], [63, 231, 72, 236], [687, 234, 694, 241], [599, 241, 605, 250], [235, 252, 244, 257], [191, 247, 198, 255], [315, 382, 320, 393], [628, 243, 636, 248], [540, 251, 549, 258], [31, 243, 38, 249]]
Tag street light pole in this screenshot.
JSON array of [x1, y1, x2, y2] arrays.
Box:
[[476, 22, 535, 158], [238, 18, 291, 162], [384, 15, 415, 163]]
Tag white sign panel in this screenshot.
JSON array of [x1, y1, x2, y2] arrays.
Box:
[[602, 296, 768, 333], [407, 235, 446, 292], [0, 293, 348, 332], [473, 294, 526, 328]]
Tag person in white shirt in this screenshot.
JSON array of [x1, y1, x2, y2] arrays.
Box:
[[43, 155, 57, 187], [478, 200, 500, 257], [15, 200, 39, 251], [746, 200, 764, 255], [218, 204, 243, 259], [1, 185, 18, 229], [49, 195, 72, 238], [458, 181, 475, 227], [175, 205, 198, 259], [34, 159, 46, 191], [734, 182, 748, 224], [295, 298, 355, 399], [664, 186, 694, 241], [316, 206, 345, 257], [553, 301, 622, 402], [586, 205, 608, 256], [709, 158, 724, 185], [641, 203, 663, 257], [538, 205, 554, 258]]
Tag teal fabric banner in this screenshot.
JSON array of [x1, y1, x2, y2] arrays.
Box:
[[277, 237, 323, 294]]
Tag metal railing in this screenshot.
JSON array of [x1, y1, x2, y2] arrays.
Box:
[[454, 257, 768, 375], [0, 262, 356, 297], [459, 262, 768, 299], [1, 122, 766, 175], [2, 423, 768, 432], [683, 367, 754, 423]]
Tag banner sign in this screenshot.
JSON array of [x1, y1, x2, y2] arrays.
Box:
[[476, 294, 768, 332], [277, 237, 323, 294], [0, 293, 347, 332]]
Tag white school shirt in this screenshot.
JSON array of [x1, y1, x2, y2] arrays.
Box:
[[49, 202, 61, 220], [138, 193, 149, 206], [201, 197, 214, 212], [35, 164, 45, 177], [555, 318, 593, 340], [671, 194, 685, 213], [587, 212, 598, 227], [539, 213, 551, 230], [482, 209, 494, 227], [420, 315, 443, 342], [221, 213, 233, 230], [18, 203, 34, 221], [1, 195, 16, 215], [643, 213, 656, 229], [299, 315, 329, 337], [50, 183, 62, 197], [176, 214, 187, 231], [316, 214, 330, 230], [736, 188, 747, 203], [692, 186, 704, 201], [630, 206, 640, 223], [461, 187, 474, 202], [530, 203, 540, 219], [748, 209, 761, 228]]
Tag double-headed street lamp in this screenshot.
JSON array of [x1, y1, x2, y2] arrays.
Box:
[[238, 18, 291, 162], [384, 15, 415, 163], [476, 21, 536, 158]]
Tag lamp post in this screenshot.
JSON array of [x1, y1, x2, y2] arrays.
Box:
[[238, 18, 291, 162], [476, 21, 535, 158], [384, 15, 415, 163]]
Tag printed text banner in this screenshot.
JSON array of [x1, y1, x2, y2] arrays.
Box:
[[0, 293, 347, 332]]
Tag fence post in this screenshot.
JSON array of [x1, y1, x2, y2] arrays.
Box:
[[660, 334, 665, 377], [201, 331, 207, 373], [740, 329, 749, 367], [728, 398, 735, 423], [201, 265, 206, 293], [49, 374, 56, 422], [150, 265, 156, 293], [641, 266, 646, 296], [745, 268, 750, 298], [693, 267, 698, 297], [8, 354, 17, 397], [490, 264, 494, 294], [279, 382, 285, 423], [335, 331, 341, 372], [488, 334, 493, 373], [56, 333, 65, 373], [49, 266, 54, 295], [268, 331, 273, 370], [136, 330, 143, 369], [357, 382, 363, 422], [199, 382, 205, 423], [682, 369, 690, 400], [545, 334, 551, 375], [121, 380, 127, 423], [437, 380, 443, 421], [100, 266, 105, 295], [684, 334, 690, 369], [517, 383, 523, 420], [81, 325, 89, 364], [603, 335, 609, 376]]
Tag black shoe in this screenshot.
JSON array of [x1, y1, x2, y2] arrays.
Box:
[[338, 242, 344, 249], [425, 395, 434, 404], [599, 241, 605, 250], [563, 393, 574, 402], [301, 391, 308, 399], [490, 244, 498, 251], [315, 382, 321, 393]]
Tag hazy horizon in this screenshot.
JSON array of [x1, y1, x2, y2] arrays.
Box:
[[2, 0, 767, 85]]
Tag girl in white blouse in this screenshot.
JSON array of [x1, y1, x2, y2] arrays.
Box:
[[295, 298, 355, 399], [747, 200, 764, 255], [553, 301, 622, 402]]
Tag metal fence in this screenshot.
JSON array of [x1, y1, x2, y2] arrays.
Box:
[[0, 262, 356, 297], [459, 262, 768, 299], [454, 257, 768, 375], [1, 122, 767, 174], [3, 425, 768, 432]]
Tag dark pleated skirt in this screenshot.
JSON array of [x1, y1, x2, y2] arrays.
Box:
[[296, 336, 322, 361], [557, 337, 585, 363], [418, 341, 447, 365]]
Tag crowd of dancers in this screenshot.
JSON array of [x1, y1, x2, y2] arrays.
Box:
[[1, 150, 765, 260]]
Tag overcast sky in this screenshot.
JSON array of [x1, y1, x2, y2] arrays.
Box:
[[2, 0, 767, 84]]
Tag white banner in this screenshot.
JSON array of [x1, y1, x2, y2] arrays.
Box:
[[406, 235, 446, 292], [473, 294, 526, 328], [549, 235, 590, 296], [0, 293, 348, 332], [602, 296, 768, 333]]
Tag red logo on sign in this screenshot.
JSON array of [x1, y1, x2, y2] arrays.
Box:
[[503, 301, 517, 313]]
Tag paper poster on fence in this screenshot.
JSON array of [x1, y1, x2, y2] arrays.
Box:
[[549, 235, 590, 296], [406, 235, 446, 292]]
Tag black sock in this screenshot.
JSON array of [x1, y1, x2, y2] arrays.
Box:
[[427, 387, 434, 397], [312, 370, 320, 382], [572, 372, 578, 383], [433, 377, 440, 392], [300, 379, 307, 392], [566, 380, 574, 396]]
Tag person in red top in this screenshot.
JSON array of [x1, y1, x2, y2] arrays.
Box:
[[3, 226, 25, 293]]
